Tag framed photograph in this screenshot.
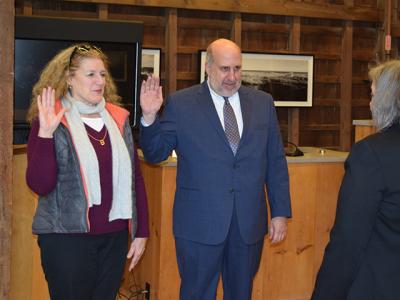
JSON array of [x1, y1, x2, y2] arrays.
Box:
[[141, 48, 161, 80], [200, 51, 314, 107]]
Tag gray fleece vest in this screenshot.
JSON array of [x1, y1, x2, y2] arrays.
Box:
[[32, 120, 137, 238]]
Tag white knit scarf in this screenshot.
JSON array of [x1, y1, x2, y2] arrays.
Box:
[[62, 93, 132, 221]]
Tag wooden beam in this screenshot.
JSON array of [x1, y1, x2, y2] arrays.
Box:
[[18, 9, 98, 19], [288, 16, 301, 145], [301, 25, 342, 35], [344, 0, 354, 6], [302, 124, 340, 131], [315, 75, 341, 83], [231, 13, 241, 46], [340, 20, 353, 151], [23, 0, 33, 15], [179, 17, 230, 30], [242, 22, 290, 33], [165, 8, 177, 96], [108, 13, 164, 26], [0, 0, 14, 299], [98, 3, 109, 19], [384, 0, 392, 59], [66, 0, 380, 22], [313, 98, 340, 106]]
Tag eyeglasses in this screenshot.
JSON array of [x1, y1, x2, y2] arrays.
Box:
[[68, 44, 102, 69]]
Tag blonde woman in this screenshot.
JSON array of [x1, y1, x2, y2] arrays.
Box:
[[26, 44, 149, 300]]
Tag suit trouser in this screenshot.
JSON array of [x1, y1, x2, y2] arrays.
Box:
[[38, 229, 128, 300], [175, 206, 264, 300]]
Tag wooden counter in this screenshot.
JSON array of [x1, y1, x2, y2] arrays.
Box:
[[10, 146, 49, 300], [353, 119, 376, 142], [134, 147, 347, 300], [10, 147, 347, 300]]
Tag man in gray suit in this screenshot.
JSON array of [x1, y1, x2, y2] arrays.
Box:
[[140, 38, 291, 300]]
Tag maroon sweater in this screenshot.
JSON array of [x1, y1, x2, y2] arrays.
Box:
[[26, 119, 149, 237]]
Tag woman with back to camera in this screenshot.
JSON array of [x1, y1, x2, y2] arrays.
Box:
[[312, 60, 400, 300], [26, 44, 149, 300]]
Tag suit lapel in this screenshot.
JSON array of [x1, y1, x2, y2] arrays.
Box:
[[196, 83, 231, 150], [237, 87, 252, 153], [195, 83, 253, 155]]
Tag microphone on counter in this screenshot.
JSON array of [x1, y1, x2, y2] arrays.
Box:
[[284, 141, 304, 157]]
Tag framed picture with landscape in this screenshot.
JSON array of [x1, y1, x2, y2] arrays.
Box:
[[199, 51, 314, 107]]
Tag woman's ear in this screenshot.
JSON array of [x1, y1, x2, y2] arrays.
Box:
[[66, 71, 72, 86], [65, 71, 73, 92]]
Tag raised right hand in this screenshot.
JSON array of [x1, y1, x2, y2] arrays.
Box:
[[37, 87, 67, 138], [140, 75, 163, 125]]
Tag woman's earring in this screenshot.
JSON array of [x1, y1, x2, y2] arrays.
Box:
[[68, 84, 72, 91]]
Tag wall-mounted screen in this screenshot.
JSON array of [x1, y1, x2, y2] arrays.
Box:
[[14, 16, 143, 144]]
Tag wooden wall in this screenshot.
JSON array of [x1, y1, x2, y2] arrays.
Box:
[[0, 1, 14, 299], [14, 0, 382, 151]]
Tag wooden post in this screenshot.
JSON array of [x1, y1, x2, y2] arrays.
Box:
[[230, 13, 241, 46], [288, 16, 301, 145], [98, 3, 109, 20], [0, 0, 15, 299], [165, 8, 177, 96], [340, 20, 353, 151], [384, 0, 392, 60], [23, 0, 33, 15], [391, 0, 398, 57]]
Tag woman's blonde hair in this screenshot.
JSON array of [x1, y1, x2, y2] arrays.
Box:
[[26, 43, 121, 123], [369, 60, 400, 130]]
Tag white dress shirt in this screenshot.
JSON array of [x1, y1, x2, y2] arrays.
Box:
[[207, 81, 243, 137]]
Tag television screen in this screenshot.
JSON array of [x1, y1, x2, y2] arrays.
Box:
[[14, 16, 143, 144]]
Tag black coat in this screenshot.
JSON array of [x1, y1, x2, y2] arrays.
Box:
[[312, 123, 400, 300]]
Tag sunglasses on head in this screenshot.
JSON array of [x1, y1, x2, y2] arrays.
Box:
[[68, 44, 102, 68]]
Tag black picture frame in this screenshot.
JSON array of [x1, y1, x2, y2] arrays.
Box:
[[199, 51, 314, 107]]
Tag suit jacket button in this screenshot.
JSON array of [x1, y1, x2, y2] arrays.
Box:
[[229, 188, 234, 193]]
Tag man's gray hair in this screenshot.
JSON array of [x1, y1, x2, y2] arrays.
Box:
[[205, 44, 214, 66], [369, 60, 400, 130]]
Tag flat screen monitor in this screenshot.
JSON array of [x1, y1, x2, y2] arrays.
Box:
[[14, 16, 143, 144]]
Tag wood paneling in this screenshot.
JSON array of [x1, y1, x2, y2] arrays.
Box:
[[67, 0, 379, 21], [13, 1, 380, 149], [0, 1, 14, 299]]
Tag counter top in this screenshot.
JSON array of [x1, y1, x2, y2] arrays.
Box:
[[139, 147, 348, 167], [286, 147, 348, 164], [352, 119, 374, 126]]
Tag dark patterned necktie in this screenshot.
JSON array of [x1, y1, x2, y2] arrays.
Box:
[[223, 97, 240, 155]]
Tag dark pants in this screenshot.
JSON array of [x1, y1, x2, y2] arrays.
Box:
[[38, 230, 128, 300], [175, 208, 264, 300]]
